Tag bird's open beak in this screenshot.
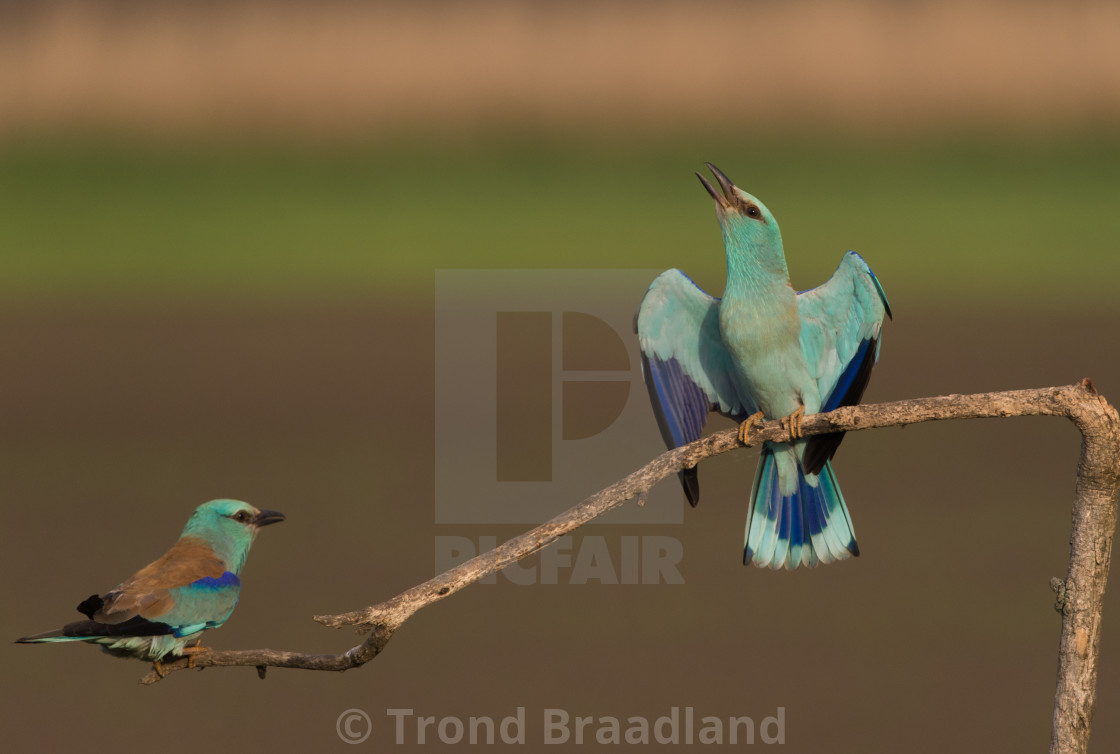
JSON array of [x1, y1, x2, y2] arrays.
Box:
[[252, 509, 286, 527], [696, 163, 738, 213]]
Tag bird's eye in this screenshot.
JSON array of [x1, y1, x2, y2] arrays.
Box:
[[233, 511, 250, 523], [746, 205, 760, 218]]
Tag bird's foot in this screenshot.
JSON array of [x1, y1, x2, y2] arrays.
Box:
[[737, 411, 766, 446], [152, 660, 164, 678], [780, 405, 806, 439], [181, 644, 210, 669]]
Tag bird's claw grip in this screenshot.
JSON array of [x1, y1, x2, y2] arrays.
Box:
[[737, 412, 766, 446]]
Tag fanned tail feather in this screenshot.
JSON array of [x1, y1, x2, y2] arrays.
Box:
[[744, 448, 858, 569]]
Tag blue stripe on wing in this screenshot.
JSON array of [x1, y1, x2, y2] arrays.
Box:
[[803, 336, 878, 475], [796, 251, 890, 476], [636, 268, 754, 507], [822, 338, 873, 413], [863, 260, 893, 320], [190, 571, 241, 590], [642, 353, 712, 448], [641, 352, 713, 506]]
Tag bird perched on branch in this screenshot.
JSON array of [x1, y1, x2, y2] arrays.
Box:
[[636, 164, 890, 569], [16, 499, 284, 675]]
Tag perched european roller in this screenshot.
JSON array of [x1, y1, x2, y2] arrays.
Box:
[[16, 499, 284, 673], [636, 164, 890, 569]]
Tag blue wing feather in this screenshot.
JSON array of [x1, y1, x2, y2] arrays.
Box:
[[797, 251, 890, 474], [822, 337, 873, 413], [637, 269, 756, 505], [643, 353, 711, 449]]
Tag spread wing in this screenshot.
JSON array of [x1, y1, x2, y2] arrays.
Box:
[[636, 269, 756, 504], [797, 251, 891, 474]]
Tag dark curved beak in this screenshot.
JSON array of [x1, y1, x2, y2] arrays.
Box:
[[695, 162, 737, 212], [252, 509, 286, 527]]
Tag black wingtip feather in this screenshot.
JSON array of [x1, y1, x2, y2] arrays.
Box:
[[76, 594, 103, 619], [681, 467, 700, 507]]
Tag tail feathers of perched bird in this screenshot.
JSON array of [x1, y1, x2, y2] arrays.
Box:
[[745, 449, 858, 569], [15, 499, 284, 663], [17, 614, 176, 642], [14, 615, 185, 660]]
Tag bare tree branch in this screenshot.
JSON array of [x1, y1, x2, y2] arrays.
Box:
[[138, 381, 1120, 754]]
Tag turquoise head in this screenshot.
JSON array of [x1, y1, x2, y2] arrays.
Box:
[[180, 499, 285, 574], [697, 163, 788, 285]]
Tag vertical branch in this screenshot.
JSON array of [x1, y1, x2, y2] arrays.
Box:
[[1051, 384, 1120, 754]]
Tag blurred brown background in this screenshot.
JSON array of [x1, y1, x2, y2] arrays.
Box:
[[2, 1, 1119, 752], [3, 0, 1120, 138]]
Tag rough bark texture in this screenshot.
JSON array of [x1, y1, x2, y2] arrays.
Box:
[[136, 382, 1120, 754], [1047, 382, 1120, 754]]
